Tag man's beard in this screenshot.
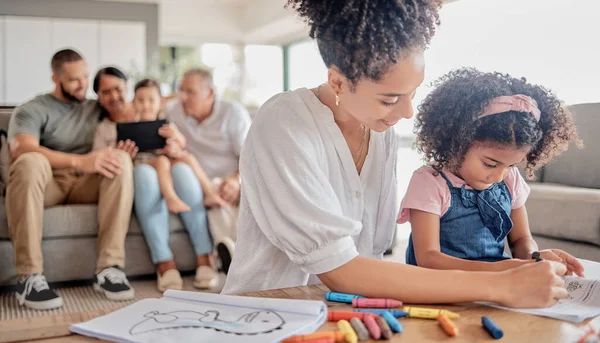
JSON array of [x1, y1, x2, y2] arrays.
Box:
[[60, 82, 84, 103]]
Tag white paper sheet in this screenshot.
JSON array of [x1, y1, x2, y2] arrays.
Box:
[[483, 259, 600, 323], [70, 290, 327, 343]]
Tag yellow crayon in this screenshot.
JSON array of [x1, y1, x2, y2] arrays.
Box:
[[403, 307, 459, 319], [337, 319, 358, 343]]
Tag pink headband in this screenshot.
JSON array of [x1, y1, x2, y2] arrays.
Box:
[[478, 94, 541, 122]]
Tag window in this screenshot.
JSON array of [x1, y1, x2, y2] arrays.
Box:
[[400, 0, 600, 136], [288, 40, 327, 90], [243, 45, 283, 108]]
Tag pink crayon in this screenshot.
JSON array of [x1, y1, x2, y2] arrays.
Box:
[[352, 298, 403, 309], [362, 314, 381, 339]]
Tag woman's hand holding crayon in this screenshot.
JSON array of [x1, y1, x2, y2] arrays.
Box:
[[498, 261, 569, 308]]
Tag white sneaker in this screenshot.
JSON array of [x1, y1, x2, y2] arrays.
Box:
[[193, 266, 219, 289]]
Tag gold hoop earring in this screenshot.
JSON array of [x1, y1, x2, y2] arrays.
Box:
[[335, 94, 340, 106]]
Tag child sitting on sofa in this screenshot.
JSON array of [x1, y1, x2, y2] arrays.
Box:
[[93, 79, 228, 212], [398, 68, 585, 276]]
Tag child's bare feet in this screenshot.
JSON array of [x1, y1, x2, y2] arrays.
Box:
[[204, 193, 229, 208], [165, 196, 191, 213]]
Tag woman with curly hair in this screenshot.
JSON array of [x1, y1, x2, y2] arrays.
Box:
[[399, 68, 585, 276], [222, 0, 569, 309]]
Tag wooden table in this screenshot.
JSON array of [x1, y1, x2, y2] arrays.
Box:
[[3, 284, 599, 342]]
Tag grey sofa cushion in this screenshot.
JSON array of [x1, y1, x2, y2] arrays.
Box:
[[0, 232, 198, 285], [543, 103, 600, 189], [0, 198, 185, 239], [526, 183, 600, 246]]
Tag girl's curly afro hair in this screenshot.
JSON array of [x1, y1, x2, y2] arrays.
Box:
[[414, 68, 581, 179]]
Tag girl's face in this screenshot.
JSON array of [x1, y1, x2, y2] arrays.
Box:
[[331, 52, 425, 133], [458, 142, 530, 191], [134, 86, 162, 121]]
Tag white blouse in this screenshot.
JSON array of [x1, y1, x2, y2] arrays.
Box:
[[221, 88, 398, 294]]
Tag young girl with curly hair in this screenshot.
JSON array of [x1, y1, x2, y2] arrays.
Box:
[[399, 68, 585, 276]]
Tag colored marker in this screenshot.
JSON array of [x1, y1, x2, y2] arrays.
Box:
[[403, 306, 460, 319], [337, 320, 358, 343], [361, 313, 381, 340], [326, 291, 365, 304], [482, 316, 503, 339], [437, 315, 459, 337], [374, 315, 393, 340], [352, 298, 403, 308], [283, 331, 345, 343], [354, 309, 408, 318], [349, 317, 370, 341], [381, 311, 403, 333], [328, 311, 369, 322]]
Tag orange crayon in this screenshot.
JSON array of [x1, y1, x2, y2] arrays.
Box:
[[298, 337, 335, 343], [283, 331, 345, 343], [328, 311, 370, 322], [352, 298, 403, 308], [437, 315, 459, 337]]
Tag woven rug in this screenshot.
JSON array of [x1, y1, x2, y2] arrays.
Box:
[[0, 274, 224, 321]]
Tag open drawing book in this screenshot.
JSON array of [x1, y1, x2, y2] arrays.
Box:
[[70, 290, 327, 343], [483, 259, 600, 323]]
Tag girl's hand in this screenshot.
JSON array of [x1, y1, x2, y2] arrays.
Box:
[[116, 139, 138, 159], [158, 123, 177, 139], [496, 261, 568, 308], [538, 249, 585, 277]]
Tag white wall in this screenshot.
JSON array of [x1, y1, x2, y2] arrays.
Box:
[[1, 16, 146, 105]]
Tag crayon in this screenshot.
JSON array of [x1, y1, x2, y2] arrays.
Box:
[[403, 306, 460, 319], [437, 315, 459, 337], [361, 313, 381, 339], [337, 319, 358, 343], [326, 291, 365, 304], [328, 311, 369, 322], [296, 338, 335, 343], [354, 309, 408, 318], [283, 331, 345, 343], [374, 315, 393, 340], [482, 316, 503, 339], [381, 311, 403, 333], [532, 251, 543, 262], [349, 317, 370, 341], [352, 298, 403, 308]]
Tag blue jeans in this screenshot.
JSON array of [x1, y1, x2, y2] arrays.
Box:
[[133, 162, 213, 264]]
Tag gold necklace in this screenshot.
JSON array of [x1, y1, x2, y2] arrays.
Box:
[[315, 84, 368, 168]]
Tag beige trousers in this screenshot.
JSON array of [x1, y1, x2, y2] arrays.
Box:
[[5, 151, 134, 275]]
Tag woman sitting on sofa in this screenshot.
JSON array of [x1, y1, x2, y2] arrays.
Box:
[[93, 67, 220, 292]]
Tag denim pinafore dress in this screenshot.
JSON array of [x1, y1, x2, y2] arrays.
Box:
[[406, 172, 513, 265]]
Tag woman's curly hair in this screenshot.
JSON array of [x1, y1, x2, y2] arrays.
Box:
[[414, 68, 581, 179], [285, 0, 441, 89]]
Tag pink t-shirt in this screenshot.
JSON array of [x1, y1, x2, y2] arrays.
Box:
[[397, 166, 530, 224]]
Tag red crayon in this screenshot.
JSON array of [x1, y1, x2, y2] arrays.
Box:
[[352, 298, 403, 308], [362, 313, 382, 339], [327, 311, 370, 322]]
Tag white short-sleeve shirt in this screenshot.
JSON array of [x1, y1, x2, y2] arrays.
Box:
[[221, 88, 398, 294], [166, 98, 251, 179]]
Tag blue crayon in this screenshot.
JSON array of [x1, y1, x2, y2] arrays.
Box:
[[381, 311, 403, 333], [354, 309, 409, 318], [482, 316, 503, 339], [325, 291, 365, 304]]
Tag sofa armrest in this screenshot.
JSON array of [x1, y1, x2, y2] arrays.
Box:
[[526, 183, 600, 246]]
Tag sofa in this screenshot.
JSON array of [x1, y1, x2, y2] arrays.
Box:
[[0, 107, 198, 286], [526, 103, 600, 262]]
